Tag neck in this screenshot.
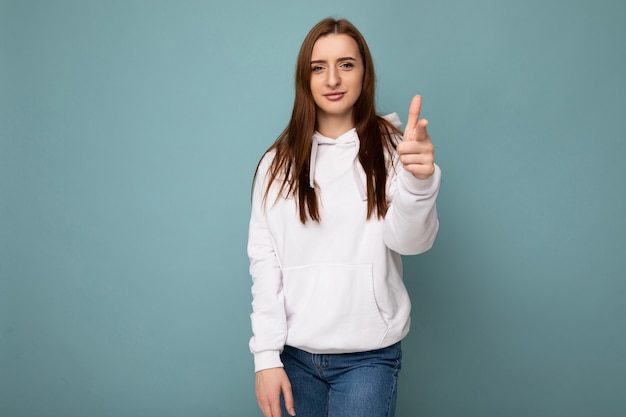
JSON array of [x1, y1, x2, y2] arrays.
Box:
[[316, 112, 355, 139]]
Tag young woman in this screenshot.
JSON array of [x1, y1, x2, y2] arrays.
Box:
[[247, 17, 441, 417]]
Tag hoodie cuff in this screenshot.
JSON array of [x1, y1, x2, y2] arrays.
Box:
[[400, 164, 441, 194], [254, 350, 284, 373]]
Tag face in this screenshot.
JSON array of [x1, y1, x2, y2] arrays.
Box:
[[309, 34, 364, 124]]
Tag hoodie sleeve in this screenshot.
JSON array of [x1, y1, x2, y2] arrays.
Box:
[[247, 153, 287, 372], [382, 113, 441, 255]]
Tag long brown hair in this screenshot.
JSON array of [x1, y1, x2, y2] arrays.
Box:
[[255, 17, 400, 223]]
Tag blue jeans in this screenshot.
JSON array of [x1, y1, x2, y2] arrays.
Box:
[[280, 342, 402, 417]]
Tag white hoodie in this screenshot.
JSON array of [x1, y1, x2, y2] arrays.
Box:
[[248, 113, 440, 372]]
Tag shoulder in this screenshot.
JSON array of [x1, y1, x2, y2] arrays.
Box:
[[254, 149, 278, 181], [379, 113, 404, 145], [381, 112, 403, 131]]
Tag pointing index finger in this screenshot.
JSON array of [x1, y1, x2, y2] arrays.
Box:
[[404, 95, 422, 141]]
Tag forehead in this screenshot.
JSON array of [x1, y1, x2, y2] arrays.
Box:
[[311, 34, 361, 60]]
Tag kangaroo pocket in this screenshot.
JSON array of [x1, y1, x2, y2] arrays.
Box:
[[282, 263, 389, 352]]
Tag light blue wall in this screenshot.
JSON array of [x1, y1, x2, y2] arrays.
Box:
[[1, 1, 625, 416]]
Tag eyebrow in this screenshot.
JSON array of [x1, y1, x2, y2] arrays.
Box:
[[310, 57, 357, 65]]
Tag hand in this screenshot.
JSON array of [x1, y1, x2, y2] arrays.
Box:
[[397, 95, 435, 179], [255, 367, 296, 417]]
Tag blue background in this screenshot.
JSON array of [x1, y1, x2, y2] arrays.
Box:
[[2, 1, 625, 416]]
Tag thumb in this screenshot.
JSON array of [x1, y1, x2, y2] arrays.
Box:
[[283, 382, 296, 416]]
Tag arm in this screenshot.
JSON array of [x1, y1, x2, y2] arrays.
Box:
[[248, 155, 286, 371], [384, 163, 440, 255], [247, 156, 295, 416], [384, 96, 441, 255]]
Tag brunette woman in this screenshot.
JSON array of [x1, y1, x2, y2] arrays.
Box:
[[248, 17, 440, 417]]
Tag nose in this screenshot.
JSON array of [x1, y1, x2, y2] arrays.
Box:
[[326, 67, 341, 88]]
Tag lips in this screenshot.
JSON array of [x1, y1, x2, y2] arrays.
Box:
[[324, 92, 345, 101]]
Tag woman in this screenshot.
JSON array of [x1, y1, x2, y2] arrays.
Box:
[[248, 17, 441, 417]]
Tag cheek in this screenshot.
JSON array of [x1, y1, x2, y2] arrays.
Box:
[[310, 80, 322, 105], [350, 72, 364, 91], [310, 77, 321, 93], [353, 77, 363, 97]]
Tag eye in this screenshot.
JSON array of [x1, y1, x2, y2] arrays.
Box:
[[340, 62, 354, 69], [311, 65, 325, 73]]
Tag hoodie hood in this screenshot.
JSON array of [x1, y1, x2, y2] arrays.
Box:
[[308, 113, 402, 201]]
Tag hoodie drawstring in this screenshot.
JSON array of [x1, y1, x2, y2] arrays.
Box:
[[309, 131, 367, 201], [351, 139, 367, 201], [309, 135, 319, 189]]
